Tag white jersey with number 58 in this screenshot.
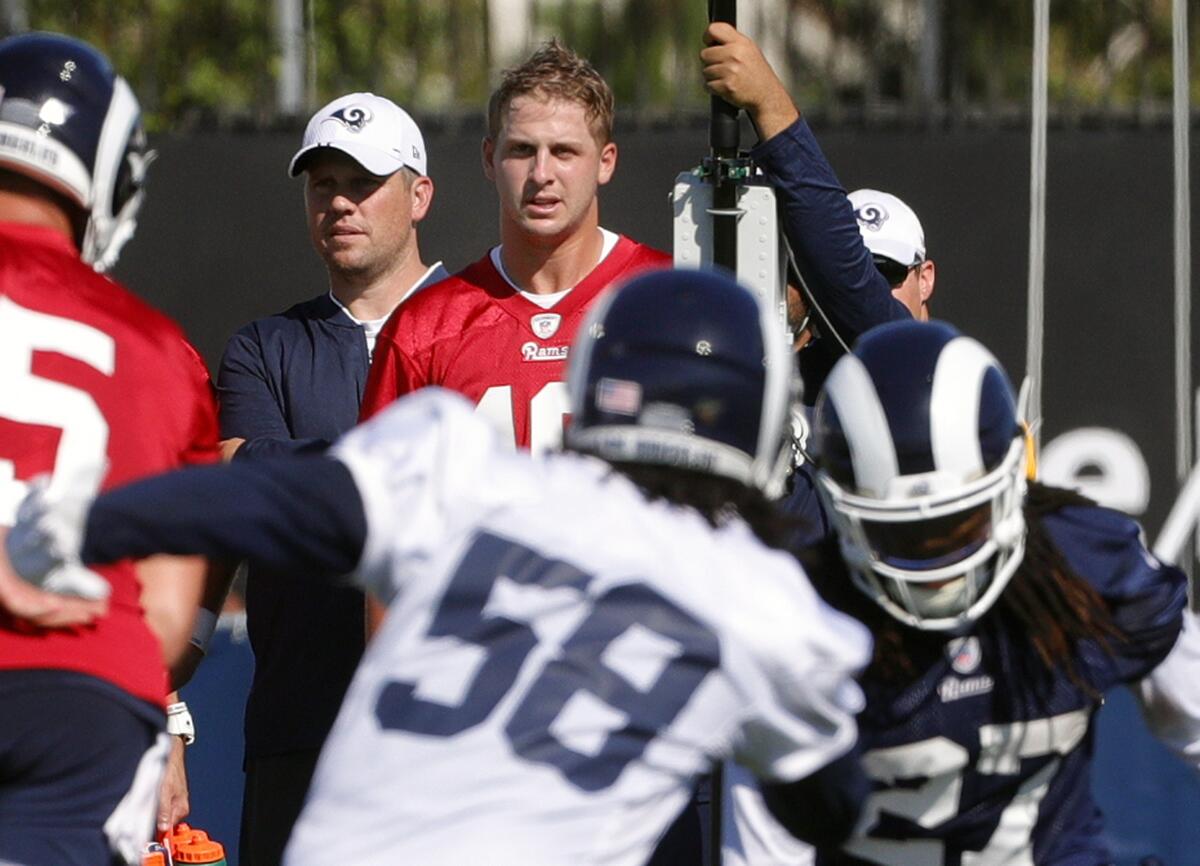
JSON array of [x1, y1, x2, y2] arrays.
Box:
[[285, 389, 870, 866]]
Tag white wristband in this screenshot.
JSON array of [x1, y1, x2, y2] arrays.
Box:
[[166, 701, 196, 745], [189, 608, 218, 653]]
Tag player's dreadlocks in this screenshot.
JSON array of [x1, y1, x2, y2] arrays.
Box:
[[805, 481, 1124, 696], [997, 481, 1125, 688], [611, 462, 799, 553]]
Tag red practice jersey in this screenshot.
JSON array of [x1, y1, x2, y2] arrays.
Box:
[[361, 234, 670, 452], [0, 222, 219, 707]]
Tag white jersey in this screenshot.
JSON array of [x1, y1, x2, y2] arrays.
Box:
[[285, 389, 870, 866], [1138, 608, 1200, 772], [722, 762, 816, 866]]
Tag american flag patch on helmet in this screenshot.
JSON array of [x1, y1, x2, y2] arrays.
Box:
[[596, 377, 642, 416]]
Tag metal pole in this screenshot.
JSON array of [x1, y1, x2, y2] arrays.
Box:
[[306, 0, 318, 113], [488, 0, 534, 68], [274, 0, 305, 116], [1, 0, 28, 31], [1025, 0, 1049, 452], [706, 16, 738, 866], [709, 0, 740, 274], [1153, 455, 1200, 566], [1172, 0, 1194, 600], [917, 0, 943, 108]]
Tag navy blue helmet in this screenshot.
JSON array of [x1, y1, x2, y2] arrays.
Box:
[[0, 32, 150, 270], [566, 268, 796, 496], [814, 320, 1027, 631]]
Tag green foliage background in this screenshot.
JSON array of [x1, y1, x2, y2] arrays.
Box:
[[3, 0, 1196, 131]]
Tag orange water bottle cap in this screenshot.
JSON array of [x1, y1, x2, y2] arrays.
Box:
[[162, 823, 227, 865], [160, 822, 194, 851], [173, 837, 226, 864]]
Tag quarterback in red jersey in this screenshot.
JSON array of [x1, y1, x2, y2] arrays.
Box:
[[362, 233, 667, 452], [0, 33, 218, 866], [361, 41, 669, 451]]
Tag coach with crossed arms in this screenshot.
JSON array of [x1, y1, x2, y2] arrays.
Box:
[[214, 93, 448, 866]]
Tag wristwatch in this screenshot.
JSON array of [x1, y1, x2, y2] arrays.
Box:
[[166, 701, 196, 745]]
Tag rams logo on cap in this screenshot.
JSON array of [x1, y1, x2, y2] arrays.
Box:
[[329, 105, 372, 132], [855, 202, 889, 233]]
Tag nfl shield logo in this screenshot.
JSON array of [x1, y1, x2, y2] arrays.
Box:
[[946, 636, 982, 675], [531, 313, 561, 340]]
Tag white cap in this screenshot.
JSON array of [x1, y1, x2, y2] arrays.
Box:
[[847, 189, 925, 266], [288, 92, 427, 178]]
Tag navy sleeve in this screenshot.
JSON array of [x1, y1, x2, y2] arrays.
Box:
[[781, 463, 833, 548], [759, 743, 867, 849], [752, 119, 910, 399], [1043, 505, 1188, 686], [217, 326, 330, 457], [82, 457, 366, 578]]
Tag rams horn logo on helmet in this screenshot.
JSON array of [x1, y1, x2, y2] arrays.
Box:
[[855, 203, 889, 233], [330, 105, 372, 131]]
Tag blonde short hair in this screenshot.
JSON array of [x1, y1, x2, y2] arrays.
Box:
[[487, 40, 614, 144]]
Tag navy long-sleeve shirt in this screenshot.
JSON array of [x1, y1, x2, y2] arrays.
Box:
[[84, 457, 364, 578], [752, 119, 910, 543], [751, 118, 910, 405], [218, 294, 368, 457], [215, 273, 447, 759]]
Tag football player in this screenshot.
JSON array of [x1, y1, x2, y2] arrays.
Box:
[[4, 269, 871, 866], [798, 320, 1192, 864], [0, 32, 219, 865], [358, 41, 670, 453]]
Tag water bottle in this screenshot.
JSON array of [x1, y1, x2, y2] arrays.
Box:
[[160, 823, 228, 866], [141, 840, 171, 866]]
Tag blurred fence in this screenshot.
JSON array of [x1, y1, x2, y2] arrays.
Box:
[[0, 0, 1195, 130]]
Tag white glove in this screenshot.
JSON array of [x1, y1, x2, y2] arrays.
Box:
[[5, 475, 110, 601]]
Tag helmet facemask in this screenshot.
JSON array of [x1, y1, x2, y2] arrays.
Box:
[[814, 321, 1030, 633], [820, 433, 1027, 632], [79, 76, 150, 272]]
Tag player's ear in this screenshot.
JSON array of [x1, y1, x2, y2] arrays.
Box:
[[410, 175, 434, 223], [481, 136, 496, 182], [919, 259, 936, 304], [597, 140, 617, 186]]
